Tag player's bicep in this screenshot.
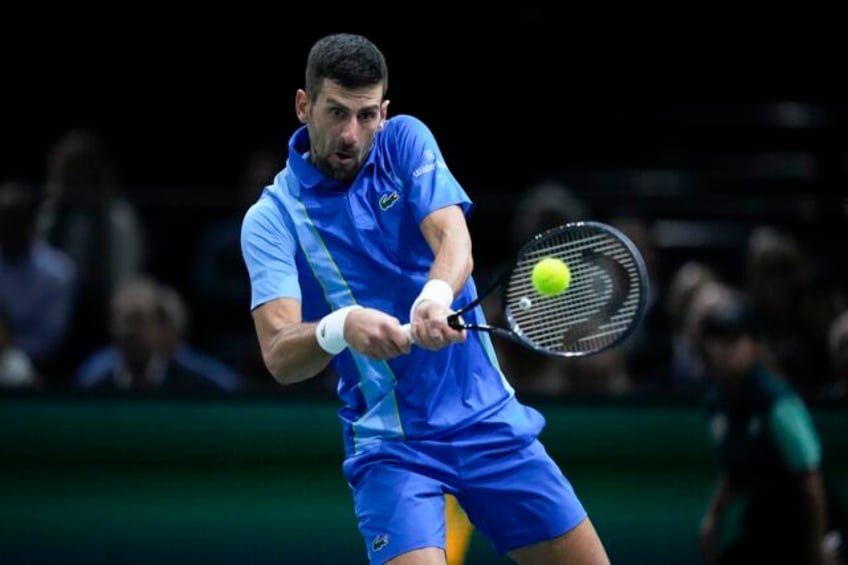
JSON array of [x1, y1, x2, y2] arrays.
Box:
[[252, 297, 302, 356], [419, 205, 472, 256]]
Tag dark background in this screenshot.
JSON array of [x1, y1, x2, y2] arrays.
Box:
[[3, 9, 845, 188], [2, 8, 847, 362]]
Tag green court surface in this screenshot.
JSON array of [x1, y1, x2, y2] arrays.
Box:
[[1, 394, 844, 564]]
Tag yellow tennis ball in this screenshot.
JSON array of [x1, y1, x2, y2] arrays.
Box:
[[532, 257, 571, 296]]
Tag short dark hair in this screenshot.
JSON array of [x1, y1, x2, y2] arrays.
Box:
[[304, 33, 388, 99]]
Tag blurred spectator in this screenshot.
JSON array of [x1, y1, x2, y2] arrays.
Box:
[[609, 215, 673, 391], [192, 148, 282, 389], [826, 310, 848, 400], [194, 147, 280, 307], [0, 305, 39, 388], [695, 291, 845, 564], [511, 180, 589, 246], [0, 181, 77, 377], [75, 276, 242, 393], [39, 128, 148, 372], [665, 261, 720, 389], [744, 225, 810, 391]]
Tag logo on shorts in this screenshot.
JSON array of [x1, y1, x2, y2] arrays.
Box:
[[371, 534, 389, 552], [379, 190, 400, 211]]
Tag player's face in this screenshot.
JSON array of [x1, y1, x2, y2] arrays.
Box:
[[297, 79, 388, 183]]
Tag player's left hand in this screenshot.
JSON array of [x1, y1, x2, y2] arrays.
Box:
[[343, 307, 412, 360], [410, 300, 466, 351]]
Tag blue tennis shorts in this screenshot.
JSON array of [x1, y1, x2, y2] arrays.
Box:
[[342, 398, 588, 564]]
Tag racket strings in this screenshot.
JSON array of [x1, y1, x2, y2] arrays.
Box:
[[504, 227, 644, 354]]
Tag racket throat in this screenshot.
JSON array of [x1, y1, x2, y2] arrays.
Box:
[[451, 319, 515, 342]]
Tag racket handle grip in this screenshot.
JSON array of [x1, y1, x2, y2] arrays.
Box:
[[400, 323, 414, 343], [401, 316, 462, 344]]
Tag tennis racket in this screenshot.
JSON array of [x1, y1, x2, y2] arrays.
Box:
[[404, 221, 649, 357]]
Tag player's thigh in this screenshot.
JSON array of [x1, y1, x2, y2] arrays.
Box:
[[458, 439, 588, 556], [508, 517, 610, 565], [350, 460, 448, 564]]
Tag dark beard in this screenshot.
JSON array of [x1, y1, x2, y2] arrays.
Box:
[[312, 154, 357, 184]]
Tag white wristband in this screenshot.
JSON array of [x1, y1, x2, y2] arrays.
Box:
[[315, 305, 362, 355], [409, 279, 454, 322]]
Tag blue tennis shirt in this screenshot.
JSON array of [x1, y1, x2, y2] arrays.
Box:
[[241, 115, 515, 455]]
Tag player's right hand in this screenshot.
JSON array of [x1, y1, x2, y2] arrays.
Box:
[[344, 307, 412, 360], [410, 300, 466, 351]]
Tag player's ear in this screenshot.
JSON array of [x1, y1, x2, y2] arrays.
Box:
[[379, 99, 390, 129], [295, 89, 310, 124]]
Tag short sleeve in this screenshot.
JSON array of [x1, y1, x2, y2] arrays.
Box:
[[387, 115, 473, 225], [240, 196, 301, 310], [768, 395, 822, 473]]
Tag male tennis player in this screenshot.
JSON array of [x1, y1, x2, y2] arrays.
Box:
[[240, 33, 609, 564]]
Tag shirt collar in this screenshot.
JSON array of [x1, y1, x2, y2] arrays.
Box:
[[286, 125, 380, 191]]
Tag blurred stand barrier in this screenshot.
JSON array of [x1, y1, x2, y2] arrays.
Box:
[[0, 392, 845, 564]]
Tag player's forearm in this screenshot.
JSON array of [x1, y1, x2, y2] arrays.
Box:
[[427, 226, 473, 295], [420, 206, 474, 295], [263, 323, 333, 385], [800, 471, 829, 563]]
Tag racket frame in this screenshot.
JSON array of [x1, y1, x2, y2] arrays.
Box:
[[447, 221, 649, 357]]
